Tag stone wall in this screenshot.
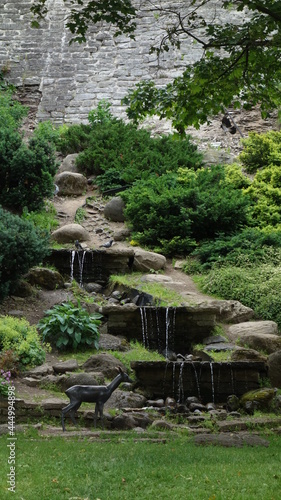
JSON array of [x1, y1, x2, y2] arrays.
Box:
[[0, 1, 243, 126]]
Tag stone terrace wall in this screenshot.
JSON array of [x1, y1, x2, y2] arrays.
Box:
[[0, 1, 244, 126]]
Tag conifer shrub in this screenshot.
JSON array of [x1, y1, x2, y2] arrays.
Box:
[[122, 166, 251, 254], [0, 132, 58, 212], [56, 105, 202, 192], [200, 264, 281, 329], [239, 131, 281, 173], [0, 207, 50, 301], [191, 228, 281, 269]]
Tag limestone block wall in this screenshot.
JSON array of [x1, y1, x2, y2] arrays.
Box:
[[0, 1, 243, 126]]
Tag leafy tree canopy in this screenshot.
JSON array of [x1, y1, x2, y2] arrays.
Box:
[[31, 1, 281, 131], [31, 0, 137, 42]]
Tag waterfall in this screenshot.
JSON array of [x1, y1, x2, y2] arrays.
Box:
[[177, 362, 185, 403], [164, 307, 176, 357], [77, 250, 86, 287], [140, 307, 149, 348], [164, 307, 170, 358], [191, 362, 201, 400], [69, 250, 86, 286], [70, 250, 76, 282], [172, 361, 176, 398], [210, 362, 215, 403]]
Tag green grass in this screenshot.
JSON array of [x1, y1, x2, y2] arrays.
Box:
[[107, 340, 165, 374], [1, 432, 281, 499], [58, 341, 164, 376]]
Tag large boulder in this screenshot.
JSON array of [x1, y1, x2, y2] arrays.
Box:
[[208, 300, 254, 324], [267, 350, 281, 388], [133, 248, 166, 272], [26, 267, 64, 290], [104, 389, 146, 409], [51, 223, 89, 244], [55, 171, 88, 195], [240, 388, 277, 411], [228, 321, 278, 340], [60, 372, 105, 391], [104, 196, 125, 222], [227, 321, 281, 354], [58, 154, 79, 173], [230, 348, 267, 363], [82, 353, 127, 378]]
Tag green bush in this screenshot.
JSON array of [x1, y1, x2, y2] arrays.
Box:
[[0, 207, 50, 301], [122, 166, 251, 254], [199, 264, 281, 329], [88, 99, 113, 126], [56, 123, 92, 154], [57, 108, 202, 192], [0, 89, 28, 131], [37, 300, 103, 351], [244, 165, 281, 227], [0, 132, 58, 212], [192, 227, 281, 269], [239, 131, 281, 173], [0, 316, 45, 367]]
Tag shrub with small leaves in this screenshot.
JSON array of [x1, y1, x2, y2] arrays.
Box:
[[0, 315, 45, 367], [37, 300, 102, 351]]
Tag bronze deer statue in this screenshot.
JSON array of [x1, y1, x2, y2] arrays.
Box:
[[61, 367, 133, 431]]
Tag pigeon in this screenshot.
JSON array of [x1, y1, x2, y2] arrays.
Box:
[[99, 239, 114, 248], [75, 240, 83, 250]]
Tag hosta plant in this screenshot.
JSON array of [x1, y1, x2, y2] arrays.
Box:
[[37, 300, 102, 351]]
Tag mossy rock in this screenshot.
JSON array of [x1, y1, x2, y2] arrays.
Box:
[[240, 388, 276, 410]]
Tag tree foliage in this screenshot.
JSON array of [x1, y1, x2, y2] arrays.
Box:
[[123, 0, 281, 131], [31, 0, 136, 43], [31, 1, 281, 129]]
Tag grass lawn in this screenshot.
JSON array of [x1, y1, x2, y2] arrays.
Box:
[[1, 430, 281, 499]]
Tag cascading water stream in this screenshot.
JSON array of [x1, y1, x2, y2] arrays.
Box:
[[140, 307, 149, 348], [172, 362, 176, 398], [77, 250, 86, 287], [69, 250, 86, 286], [191, 362, 201, 400], [210, 363, 214, 402], [70, 250, 76, 282], [177, 362, 185, 403], [165, 307, 170, 358]]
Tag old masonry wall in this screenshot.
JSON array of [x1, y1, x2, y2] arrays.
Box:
[[0, 1, 248, 126]]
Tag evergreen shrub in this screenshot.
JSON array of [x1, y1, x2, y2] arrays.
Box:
[[200, 264, 281, 329], [192, 228, 281, 269], [122, 166, 251, 254], [239, 131, 281, 173], [0, 207, 50, 301], [0, 132, 58, 212], [57, 112, 202, 192]]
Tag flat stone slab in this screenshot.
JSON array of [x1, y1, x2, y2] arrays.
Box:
[[194, 433, 269, 447]]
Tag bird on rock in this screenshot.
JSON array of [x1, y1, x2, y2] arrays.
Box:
[[99, 239, 114, 248], [75, 240, 83, 250]]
